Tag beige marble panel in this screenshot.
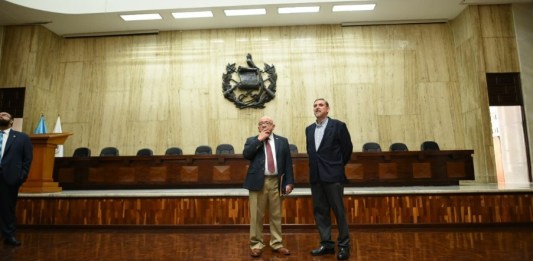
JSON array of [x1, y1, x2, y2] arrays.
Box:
[[513, 4, 533, 174], [0, 26, 4, 62], [377, 115, 422, 151], [449, 5, 509, 182], [483, 37, 519, 72], [479, 5, 515, 38], [0, 26, 36, 86]]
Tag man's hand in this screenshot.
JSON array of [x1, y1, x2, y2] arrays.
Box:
[[258, 129, 271, 142], [284, 185, 294, 194]]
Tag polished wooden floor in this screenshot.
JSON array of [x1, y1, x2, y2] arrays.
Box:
[[1, 226, 531, 261]]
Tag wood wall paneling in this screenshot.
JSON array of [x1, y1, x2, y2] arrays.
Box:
[[16, 193, 533, 226]]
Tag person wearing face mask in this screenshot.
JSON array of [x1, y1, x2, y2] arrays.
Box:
[[0, 112, 33, 247], [306, 99, 353, 260], [242, 116, 294, 258]]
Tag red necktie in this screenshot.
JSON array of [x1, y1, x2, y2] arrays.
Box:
[[265, 138, 275, 173]]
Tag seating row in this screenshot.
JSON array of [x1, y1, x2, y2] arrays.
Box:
[[71, 141, 440, 157], [363, 141, 440, 152], [72, 144, 300, 157]]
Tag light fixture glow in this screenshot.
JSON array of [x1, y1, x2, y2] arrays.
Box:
[[224, 8, 266, 16], [278, 6, 320, 14], [172, 11, 213, 19], [120, 13, 162, 21], [332, 4, 376, 12]]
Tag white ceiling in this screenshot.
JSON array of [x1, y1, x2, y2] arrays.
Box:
[[0, 0, 531, 37]]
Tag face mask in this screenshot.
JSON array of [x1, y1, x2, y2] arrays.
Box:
[[0, 119, 10, 127]]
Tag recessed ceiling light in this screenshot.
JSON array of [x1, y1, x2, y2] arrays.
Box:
[[278, 6, 320, 14], [332, 4, 376, 12], [120, 13, 162, 21], [224, 8, 266, 16], [172, 11, 213, 19]]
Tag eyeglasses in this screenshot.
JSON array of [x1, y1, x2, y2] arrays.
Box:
[[258, 121, 273, 126]]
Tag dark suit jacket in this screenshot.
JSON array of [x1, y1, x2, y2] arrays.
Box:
[[306, 117, 353, 183], [242, 134, 294, 194], [0, 129, 33, 186]]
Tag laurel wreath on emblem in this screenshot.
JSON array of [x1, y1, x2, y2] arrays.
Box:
[[222, 54, 277, 109]]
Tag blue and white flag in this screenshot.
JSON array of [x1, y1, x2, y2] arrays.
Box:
[[34, 114, 48, 134], [53, 115, 64, 157]]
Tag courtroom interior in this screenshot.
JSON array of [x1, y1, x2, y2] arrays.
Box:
[[0, 0, 532, 260]]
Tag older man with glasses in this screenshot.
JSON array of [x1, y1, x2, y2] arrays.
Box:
[[242, 115, 294, 258]]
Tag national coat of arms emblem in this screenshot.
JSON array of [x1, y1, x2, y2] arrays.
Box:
[[222, 54, 277, 109]]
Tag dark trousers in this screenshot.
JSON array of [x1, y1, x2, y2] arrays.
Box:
[[0, 174, 19, 239], [310, 182, 350, 248]]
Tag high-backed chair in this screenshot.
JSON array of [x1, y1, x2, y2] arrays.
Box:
[[289, 144, 298, 154], [136, 148, 153, 156], [421, 141, 440, 151], [362, 142, 381, 152], [72, 147, 91, 157], [99, 147, 119, 157], [165, 147, 183, 156], [216, 144, 235, 155], [389, 143, 409, 152], [195, 145, 212, 155]]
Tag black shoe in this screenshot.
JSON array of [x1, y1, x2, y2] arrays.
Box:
[[337, 247, 350, 260], [4, 237, 21, 246], [310, 245, 335, 256]]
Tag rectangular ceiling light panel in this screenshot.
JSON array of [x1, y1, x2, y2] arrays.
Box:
[[120, 13, 162, 21], [278, 6, 320, 14], [332, 4, 376, 12], [224, 8, 266, 16], [172, 11, 214, 19]]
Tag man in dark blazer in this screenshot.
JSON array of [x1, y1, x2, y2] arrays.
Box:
[[305, 99, 353, 260], [243, 115, 294, 258], [0, 112, 33, 246]]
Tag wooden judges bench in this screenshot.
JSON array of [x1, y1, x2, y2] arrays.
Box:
[[53, 150, 474, 190]]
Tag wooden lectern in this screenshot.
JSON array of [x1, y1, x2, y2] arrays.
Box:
[[20, 133, 72, 193]]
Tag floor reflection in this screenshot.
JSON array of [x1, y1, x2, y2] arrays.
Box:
[[0, 226, 531, 261]]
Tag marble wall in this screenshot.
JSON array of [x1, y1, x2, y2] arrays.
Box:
[[0, 5, 523, 182]]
